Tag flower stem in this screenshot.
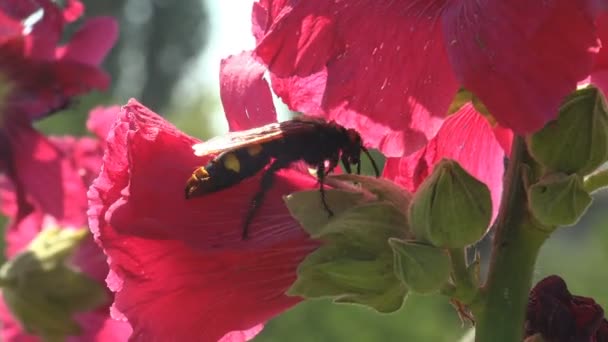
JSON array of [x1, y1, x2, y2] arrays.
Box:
[[473, 136, 550, 342], [448, 248, 478, 305], [584, 168, 608, 193]]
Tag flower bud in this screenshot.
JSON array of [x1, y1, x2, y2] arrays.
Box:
[[408, 159, 492, 248], [0, 227, 107, 340], [285, 190, 409, 313], [389, 239, 450, 294], [527, 173, 592, 227], [527, 86, 608, 175]]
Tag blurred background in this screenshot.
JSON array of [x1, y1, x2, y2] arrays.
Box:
[[9, 0, 608, 341]]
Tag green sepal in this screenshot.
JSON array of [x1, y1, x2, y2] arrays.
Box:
[[0, 227, 107, 341], [527, 86, 608, 175], [285, 196, 409, 313], [389, 239, 451, 294], [409, 159, 492, 248], [528, 173, 592, 227], [285, 189, 366, 234]]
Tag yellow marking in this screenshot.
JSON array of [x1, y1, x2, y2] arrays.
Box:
[[193, 167, 210, 179], [223, 154, 241, 173], [247, 144, 263, 156]]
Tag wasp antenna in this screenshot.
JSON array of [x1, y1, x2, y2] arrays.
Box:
[[362, 147, 380, 177]]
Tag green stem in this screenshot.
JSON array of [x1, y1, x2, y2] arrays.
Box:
[[473, 137, 550, 342], [448, 248, 477, 305], [584, 168, 608, 193]]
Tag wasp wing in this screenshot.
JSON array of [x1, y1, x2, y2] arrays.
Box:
[[192, 122, 283, 156], [192, 118, 326, 156]]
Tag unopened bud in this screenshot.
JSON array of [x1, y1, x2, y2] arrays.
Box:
[[409, 159, 492, 248], [528, 173, 592, 227], [527, 86, 608, 175]]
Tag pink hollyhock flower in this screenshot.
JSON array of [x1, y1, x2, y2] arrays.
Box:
[[0, 0, 117, 222], [0, 107, 132, 341], [88, 99, 320, 342], [525, 275, 608, 341], [251, 0, 601, 156]]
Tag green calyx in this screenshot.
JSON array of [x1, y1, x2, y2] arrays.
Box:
[[389, 239, 451, 294], [0, 227, 107, 341], [408, 159, 492, 248], [527, 86, 608, 175], [527, 173, 592, 227], [285, 178, 411, 313]]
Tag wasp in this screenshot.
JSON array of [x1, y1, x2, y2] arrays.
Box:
[[185, 116, 379, 239]]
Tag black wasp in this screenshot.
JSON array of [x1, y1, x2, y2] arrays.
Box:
[[185, 116, 379, 239]]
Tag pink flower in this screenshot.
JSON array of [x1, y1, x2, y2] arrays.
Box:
[[0, 107, 132, 341], [0, 0, 117, 222], [88, 100, 319, 342], [251, 0, 601, 156]]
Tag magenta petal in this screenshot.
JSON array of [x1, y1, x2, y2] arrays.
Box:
[[254, 1, 459, 156], [591, 12, 608, 96], [220, 51, 278, 130], [8, 126, 88, 225], [88, 99, 319, 341], [55, 17, 118, 66], [384, 104, 505, 221], [86, 106, 121, 141], [62, 0, 84, 23], [444, 0, 601, 133]]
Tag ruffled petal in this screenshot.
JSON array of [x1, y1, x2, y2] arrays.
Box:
[[88, 99, 320, 341]]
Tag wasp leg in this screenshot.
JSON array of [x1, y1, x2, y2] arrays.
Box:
[[242, 159, 288, 240], [316, 163, 334, 218], [340, 154, 352, 174], [326, 154, 340, 175]]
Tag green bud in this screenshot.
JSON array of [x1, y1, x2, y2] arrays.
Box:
[[408, 159, 492, 248], [389, 239, 450, 294], [528, 173, 592, 227], [0, 227, 107, 340], [527, 86, 608, 175], [285, 195, 409, 313]]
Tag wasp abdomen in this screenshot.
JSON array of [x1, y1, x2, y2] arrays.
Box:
[[185, 144, 270, 199]]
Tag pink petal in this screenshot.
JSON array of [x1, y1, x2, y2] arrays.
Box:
[[55, 17, 118, 66], [384, 104, 505, 221], [0, 38, 110, 121], [220, 51, 277, 131], [7, 126, 88, 226], [590, 12, 608, 95], [444, 0, 601, 133], [62, 0, 84, 23], [254, 1, 459, 156], [86, 106, 121, 142], [88, 99, 319, 340]]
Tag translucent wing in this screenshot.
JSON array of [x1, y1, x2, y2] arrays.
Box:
[[192, 122, 283, 156], [192, 117, 327, 156]]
